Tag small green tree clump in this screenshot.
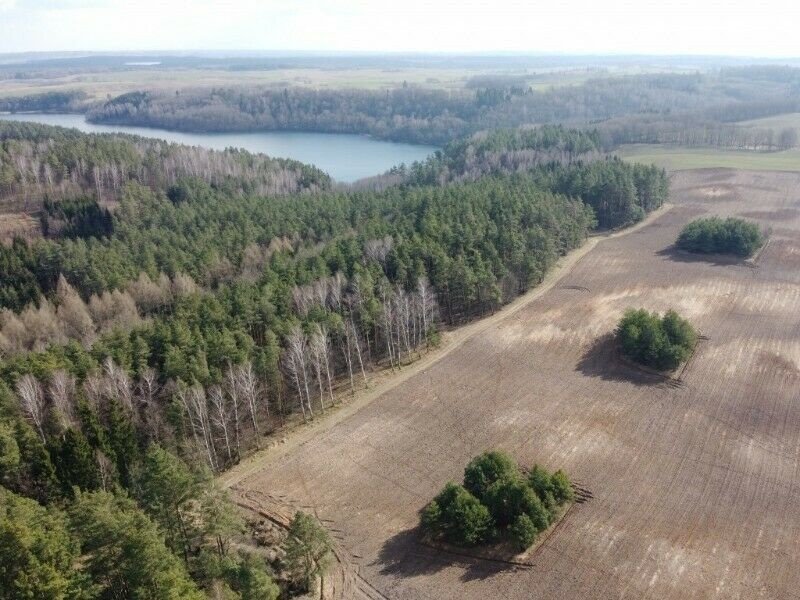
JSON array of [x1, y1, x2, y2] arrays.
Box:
[[677, 216, 764, 257], [281, 511, 332, 593], [616, 309, 697, 371], [420, 451, 573, 551]]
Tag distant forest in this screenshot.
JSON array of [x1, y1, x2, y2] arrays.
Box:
[[68, 67, 800, 147], [3, 67, 799, 151]]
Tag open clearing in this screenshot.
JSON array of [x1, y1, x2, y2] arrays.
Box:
[[619, 144, 800, 172], [233, 168, 800, 599]]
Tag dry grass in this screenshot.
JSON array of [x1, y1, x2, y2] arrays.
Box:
[[0, 212, 40, 245], [232, 168, 800, 599]]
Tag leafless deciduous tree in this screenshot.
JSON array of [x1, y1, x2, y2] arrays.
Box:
[[309, 323, 334, 411], [96, 450, 116, 491], [208, 385, 234, 465], [56, 275, 95, 344], [126, 272, 173, 313], [364, 236, 394, 269], [224, 366, 243, 456], [89, 290, 141, 335], [284, 325, 314, 422], [234, 361, 262, 447], [177, 385, 217, 472], [135, 368, 163, 441], [103, 357, 133, 413], [48, 370, 76, 431], [17, 374, 46, 443]]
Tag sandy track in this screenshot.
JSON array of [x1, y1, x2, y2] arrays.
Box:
[[234, 169, 800, 599]]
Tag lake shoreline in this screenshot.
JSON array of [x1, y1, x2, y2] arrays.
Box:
[[0, 112, 438, 182]]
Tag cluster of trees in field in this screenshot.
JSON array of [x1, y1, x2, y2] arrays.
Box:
[[76, 68, 800, 146], [677, 217, 765, 257], [421, 451, 573, 551], [0, 120, 331, 212], [616, 309, 697, 371]]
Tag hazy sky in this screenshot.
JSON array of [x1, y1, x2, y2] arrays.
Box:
[[0, 0, 798, 56]]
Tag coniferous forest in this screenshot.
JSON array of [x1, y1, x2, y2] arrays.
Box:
[[0, 120, 667, 598]]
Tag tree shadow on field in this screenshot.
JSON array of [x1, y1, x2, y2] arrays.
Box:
[[656, 245, 750, 267], [575, 333, 667, 387], [374, 527, 523, 584]]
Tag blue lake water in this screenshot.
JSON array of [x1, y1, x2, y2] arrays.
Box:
[[0, 112, 438, 183]]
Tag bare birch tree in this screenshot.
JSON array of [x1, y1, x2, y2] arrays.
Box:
[[208, 385, 234, 465], [177, 385, 217, 471], [48, 370, 76, 431], [103, 357, 133, 413], [309, 323, 334, 409], [224, 365, 243, 456], [17, 374, 46, 443], [284, 325, 314, 421], [235, 361, 262, 446]]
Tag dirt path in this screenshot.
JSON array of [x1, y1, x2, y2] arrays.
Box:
[[220, 202, 673, 490]]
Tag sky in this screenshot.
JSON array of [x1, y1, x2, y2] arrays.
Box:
[[0, 0, 798, 57]]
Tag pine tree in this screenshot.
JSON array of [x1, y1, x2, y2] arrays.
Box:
[[50, 428, 101, 496]]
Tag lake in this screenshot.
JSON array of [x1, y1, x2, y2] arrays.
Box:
[[0, 113, 438, 183]]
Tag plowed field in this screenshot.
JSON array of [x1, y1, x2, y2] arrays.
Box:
[[234, 169, 800, 600]]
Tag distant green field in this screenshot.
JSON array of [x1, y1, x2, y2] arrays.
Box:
[[736, 112, 800, 129], [618, 144, 800, 172]]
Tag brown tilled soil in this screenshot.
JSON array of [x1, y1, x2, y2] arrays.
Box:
[[234, 169, 800, 600]]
